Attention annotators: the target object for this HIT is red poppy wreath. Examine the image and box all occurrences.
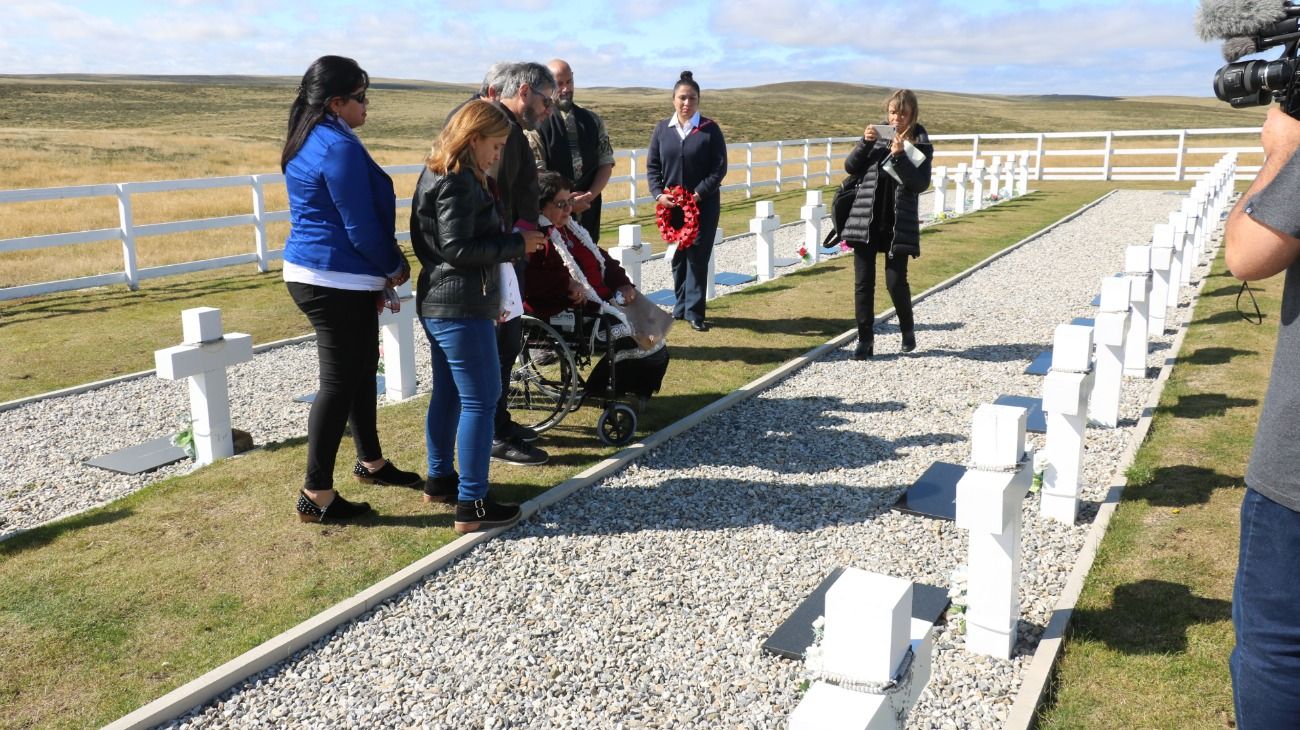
[655,185,701,249]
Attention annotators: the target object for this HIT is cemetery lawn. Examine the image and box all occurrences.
[1036,242,1263,727]
[1,181,1173,728]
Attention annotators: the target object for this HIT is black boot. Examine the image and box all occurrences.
[901,331,916,353]
[454,495,522,534]
[853,339,874,360]
[423,471,458,505]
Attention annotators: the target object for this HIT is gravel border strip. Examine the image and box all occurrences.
[1004,221,1225,729]
[105,190,1120,730]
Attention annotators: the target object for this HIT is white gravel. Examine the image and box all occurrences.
[105,188,1216,730]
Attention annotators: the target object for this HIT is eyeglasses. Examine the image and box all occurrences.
[347,91,368,105]
[549,197,572,209]
[531,89,555,109]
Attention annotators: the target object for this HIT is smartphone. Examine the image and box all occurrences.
[871,124,896,141]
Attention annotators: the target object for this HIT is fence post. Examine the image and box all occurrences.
[802,138,810,188]
[628,151,639,218]
[116,183,139,291]
[746,143,754,199]
[1175,129,1187,182]
[824,138,833,184]
[1102,131,1114,181]
[251,175,269,273]
[1036,133,1045,180]
[775,140,784,193]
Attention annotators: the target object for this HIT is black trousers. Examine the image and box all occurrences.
[853,246,914,344]
[287,282,383,490]
[494,313,524,438]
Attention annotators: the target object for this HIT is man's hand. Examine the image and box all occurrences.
[571,191,595,213]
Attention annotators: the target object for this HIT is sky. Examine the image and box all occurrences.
[0,0,1241,97]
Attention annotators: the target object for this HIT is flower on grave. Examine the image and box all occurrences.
[654,185,701,248]
[170,418,196,460]
[803,614,826,674]
[1031,451,1050,494]
[947,566,969,634]
[798,245,811,264]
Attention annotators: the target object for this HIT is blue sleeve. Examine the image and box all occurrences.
[646,122,665,198]
[319,138,404,277]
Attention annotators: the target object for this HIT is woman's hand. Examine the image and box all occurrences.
[656,193,676,207]
[864,125,878,142]
[692,192,701,204]
[890,133,906,156]
[617,284,637,303]
[567,278,586,304]
[522,229,547,255]
[386,260,410,288]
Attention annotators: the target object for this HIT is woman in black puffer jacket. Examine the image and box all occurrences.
[842,89,933,359]
[410,99,546,533]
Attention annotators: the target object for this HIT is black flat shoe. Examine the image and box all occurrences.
[354,460,423,488]
[296,491,372,523]
[853,342,874,360]
[689,320,709,332]
[423,471,458,505]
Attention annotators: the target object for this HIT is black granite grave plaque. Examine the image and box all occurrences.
[993,394,1047,433]
[85,436,188,475]
[1070,317,1095,327]
[762,567,950,660]
[714,272,758,286]
[1024,351,1052,376]
[892,461,966,521]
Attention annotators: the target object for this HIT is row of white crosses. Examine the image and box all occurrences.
[153,285,421,467]
[789,154,1239,727]
[932,152,1032,218]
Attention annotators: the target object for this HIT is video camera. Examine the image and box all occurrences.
[1198,0,1300,115]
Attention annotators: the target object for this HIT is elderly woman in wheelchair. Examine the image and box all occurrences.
[512,170,671,445]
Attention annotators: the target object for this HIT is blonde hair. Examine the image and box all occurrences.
[885,89,919,142]
[426,99,512,181]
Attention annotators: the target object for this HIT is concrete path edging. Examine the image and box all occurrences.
[102,189,1125,729]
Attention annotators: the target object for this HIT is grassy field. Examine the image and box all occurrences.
[0,182,1124,729]
[1035,243,1266,728]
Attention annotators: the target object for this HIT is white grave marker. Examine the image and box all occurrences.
[1166,211,1186,312]
[1089,277,1130,428]
[609,224,646,289]
[802,190,827,263]
[706,227,722,300]
[752,201,782,282]
[1122,245,1153,378]
[970,160,986,211]
[377,282,417,402]
[954,164,969,215]
[1149,224,1174,340]
[1041,323,1095,525]
[154,307,253,466]
[932,166,948,218]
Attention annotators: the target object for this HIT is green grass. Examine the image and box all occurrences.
[0,183,1116,729]
[1034,239,1269,728]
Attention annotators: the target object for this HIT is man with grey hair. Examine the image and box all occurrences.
[530,58,616,242]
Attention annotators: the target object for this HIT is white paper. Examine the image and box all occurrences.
[498,262,523,322]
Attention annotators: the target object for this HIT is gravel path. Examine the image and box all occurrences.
[131,189,1213,729]
[0,206,845,537]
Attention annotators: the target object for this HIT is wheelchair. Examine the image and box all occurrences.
[507,306,662,447]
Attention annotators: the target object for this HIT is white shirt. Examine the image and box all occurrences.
[668,111,701,140]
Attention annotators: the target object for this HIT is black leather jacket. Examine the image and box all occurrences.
[410,166,525,320]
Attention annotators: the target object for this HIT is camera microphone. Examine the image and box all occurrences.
[1196,0,1289,41]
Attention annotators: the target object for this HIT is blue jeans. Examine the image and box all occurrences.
[421,317,500,502]
[1231,487,1300,729]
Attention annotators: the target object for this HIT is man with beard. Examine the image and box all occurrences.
[449,62,557,466]
[530,58,615,242]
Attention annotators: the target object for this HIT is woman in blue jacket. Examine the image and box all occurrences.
[646,70,728,332]
[281,55,421,523]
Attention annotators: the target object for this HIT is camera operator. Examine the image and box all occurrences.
[1224,105,1300,729]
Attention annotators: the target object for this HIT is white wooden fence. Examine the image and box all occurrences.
[0,127,1264,302]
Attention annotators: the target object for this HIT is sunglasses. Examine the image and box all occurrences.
[549,197,572,209]
[346,91,368,105]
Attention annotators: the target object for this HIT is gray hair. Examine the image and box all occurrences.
[479,62,510,96]
[495,61,556,100]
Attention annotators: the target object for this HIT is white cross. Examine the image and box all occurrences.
[154,307,253,466]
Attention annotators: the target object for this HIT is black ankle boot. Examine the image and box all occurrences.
[423,471,458,504]
[901,331,916,353]
[354,460,423,489]
[853,340,874,360]
[296,491,372,523]
[454,495,522,534]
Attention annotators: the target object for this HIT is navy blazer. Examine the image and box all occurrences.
[645,116,728,200]
[283,115,404,279]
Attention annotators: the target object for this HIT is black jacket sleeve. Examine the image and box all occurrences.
[417,173,524,268]
[844,137,888,176]
[694,123,728,198]
[646,120,665,198]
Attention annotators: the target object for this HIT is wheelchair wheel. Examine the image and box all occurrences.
[509,315,579,433]
[596,403,638,446]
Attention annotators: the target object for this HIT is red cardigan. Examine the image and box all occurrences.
[524,225,633,319]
